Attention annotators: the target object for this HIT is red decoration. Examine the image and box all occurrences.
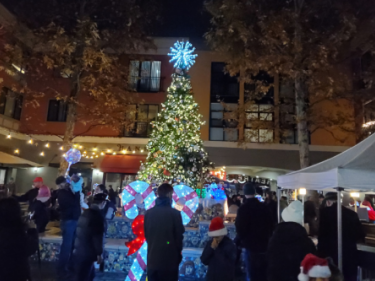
[125,215,145,256]
[163,169,171,176]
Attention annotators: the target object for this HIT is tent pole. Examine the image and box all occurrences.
[277,187,281,223]
[337,187,343,271]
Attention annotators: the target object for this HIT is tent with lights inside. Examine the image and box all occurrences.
[277,132,375,271]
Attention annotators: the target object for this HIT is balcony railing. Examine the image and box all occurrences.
[130,77,163,93]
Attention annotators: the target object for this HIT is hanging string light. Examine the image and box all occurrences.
[6,133,11,139]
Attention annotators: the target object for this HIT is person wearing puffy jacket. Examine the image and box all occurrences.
[267,201,316,281]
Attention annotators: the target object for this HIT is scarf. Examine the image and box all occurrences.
[71,177,84,193]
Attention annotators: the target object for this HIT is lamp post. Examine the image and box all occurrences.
[350,192,360,212]
[299,188,307,225]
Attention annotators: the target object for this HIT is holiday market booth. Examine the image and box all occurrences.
[277,132,375,276]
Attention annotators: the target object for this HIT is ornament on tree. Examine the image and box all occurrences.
[163,169,171,176]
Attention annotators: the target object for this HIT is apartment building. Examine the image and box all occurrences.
[0,5,354,193]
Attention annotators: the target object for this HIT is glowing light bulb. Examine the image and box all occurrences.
[63,153,67,157]
[6,133,11,139]
[113,152,116,155]
[28,139,33,144]
[122,150,127,154]
[45,143,50,148]
[14,149,19,154]
[40,151,45,156]
[59,146,63,150]
[79,145,83,149]
[101,152,104,155]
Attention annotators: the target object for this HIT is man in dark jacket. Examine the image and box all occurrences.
[235,182,273,281]
[318,192,365,281]
[55,176,81,280]
[73,193,106,281]
[267,200,316,281]
[201,217,237,281]
[145,183,185,281]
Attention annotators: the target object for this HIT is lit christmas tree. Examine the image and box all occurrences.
[138,41,213,188]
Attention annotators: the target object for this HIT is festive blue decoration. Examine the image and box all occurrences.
[122,181,156,219]
[171,184,199,225]
[168,41,198,70]
[64,148,81,164]
[208,183,227,200]
[125,241,148,281]
[64,148,81,179]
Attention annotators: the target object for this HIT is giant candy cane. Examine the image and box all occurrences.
[124,184,199,281]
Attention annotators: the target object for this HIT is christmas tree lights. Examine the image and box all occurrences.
[138,41,212,188]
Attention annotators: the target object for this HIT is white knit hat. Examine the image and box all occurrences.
[282,200,303,224]
[298,254,331,281]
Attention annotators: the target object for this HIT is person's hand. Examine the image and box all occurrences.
[97,255,103,264]
[211,238,219,250]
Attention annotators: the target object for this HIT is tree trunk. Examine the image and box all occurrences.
[58,75,81,176]
[295,76,310,168]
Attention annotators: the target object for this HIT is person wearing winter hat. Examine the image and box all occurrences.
[201,217,237,281]
[267,200,316,281]
[318,192,365,281]
[235,182,273,281]
[33,177,51,203]
[298,254,331,281]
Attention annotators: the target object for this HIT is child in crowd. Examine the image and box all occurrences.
[200,217,237,281]
[298,254,343,281]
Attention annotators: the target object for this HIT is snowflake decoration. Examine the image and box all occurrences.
[168,41,198,70]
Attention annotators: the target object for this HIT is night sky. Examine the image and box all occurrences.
[153,0,209,38]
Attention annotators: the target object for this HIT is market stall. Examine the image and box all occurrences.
[277,132,375,271]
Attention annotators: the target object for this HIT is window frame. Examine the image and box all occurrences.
[129,60,162,93]
[209,102,239,141]
[123,104,160,138]
[46,100,68,122]
[0,88,23,121]
[244,104,274,143]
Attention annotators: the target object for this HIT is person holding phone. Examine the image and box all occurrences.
[201,217,237,281]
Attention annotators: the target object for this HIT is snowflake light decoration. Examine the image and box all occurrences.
[168,41,198,70]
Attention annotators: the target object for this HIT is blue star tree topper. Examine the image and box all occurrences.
[168,41,198,70]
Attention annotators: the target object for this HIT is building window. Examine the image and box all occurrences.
[210,62,239,103]
[129,61,162,92]
[123,104,159,137]
[209,103,238,141]
[0,88,23,120]
[47,100,68,122]
[245,104,274,143]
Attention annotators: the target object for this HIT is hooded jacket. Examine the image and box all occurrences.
[201,236,237,281]
[267,222,316,281]
[144,197,185,271]
[235,197,273,252]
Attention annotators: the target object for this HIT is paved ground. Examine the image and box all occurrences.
[30,261,146,281]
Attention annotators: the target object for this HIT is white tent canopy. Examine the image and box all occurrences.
[277,133,375,191]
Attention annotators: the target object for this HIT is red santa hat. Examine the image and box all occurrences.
[208,217,227,237]
[298,254,331,281]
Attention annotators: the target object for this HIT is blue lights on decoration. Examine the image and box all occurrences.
[125,242,148,281]
[168,41,198,70]
[172,184,199,225]
[208,183,227,200]
[63,148,81,180]
[122,181,156,219]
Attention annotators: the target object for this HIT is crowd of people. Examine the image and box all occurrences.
[0,176,369,281]
[0,174,116,281]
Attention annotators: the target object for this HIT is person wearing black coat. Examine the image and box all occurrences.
[73,194,106,281]
[14,187,50,233]
[318,192,365,281]
[55,176,81,281]
[267,200,316,281]
[0,198,39,281]
[201,217,237,281]
[235,182,273,281]
[145,183,185,281]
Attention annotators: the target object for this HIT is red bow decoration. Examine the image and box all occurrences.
[125,215,146,256]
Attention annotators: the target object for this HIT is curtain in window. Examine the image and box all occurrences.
[150,61,161,91]
[140,61,151,91]
[129,61,140,90]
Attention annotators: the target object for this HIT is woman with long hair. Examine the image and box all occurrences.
[0,197,39,281]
